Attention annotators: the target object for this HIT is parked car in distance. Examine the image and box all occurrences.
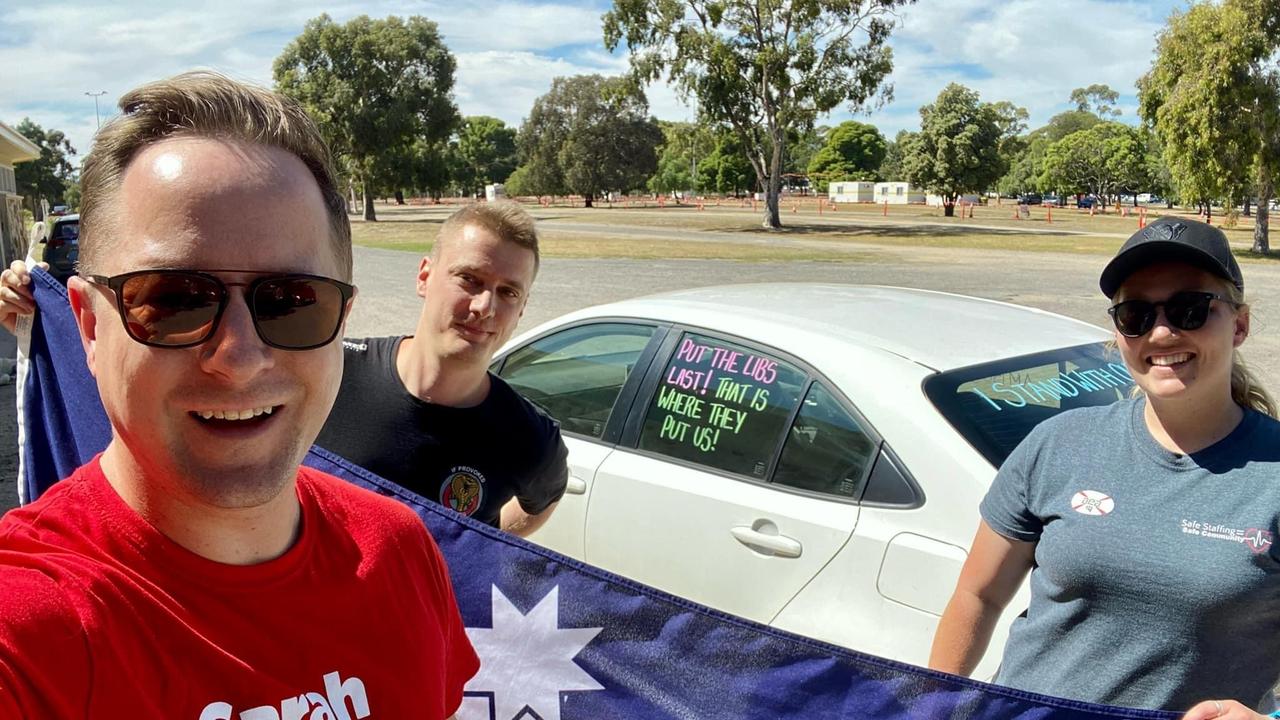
[48,205,69,216]
[1017,193,1042,205]
[492,284,1133,677]
[40,213,79,284]
[1076,197,1096,209]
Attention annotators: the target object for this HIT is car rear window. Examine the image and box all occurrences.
[52,220,79,242]
[923,342,1134,468]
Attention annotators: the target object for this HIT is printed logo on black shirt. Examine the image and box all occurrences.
[440,465,486,516]
[1180,519,1274,554]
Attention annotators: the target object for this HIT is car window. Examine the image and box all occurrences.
[499,323,657,439]
[52,220,79,242]
[772,382,876,498]
[637,332,806,478]
[923,342,1134,467]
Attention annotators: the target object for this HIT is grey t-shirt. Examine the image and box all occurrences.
[981,396,1280,712]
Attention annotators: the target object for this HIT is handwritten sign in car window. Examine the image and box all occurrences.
[922,342,1135,468]
[639,333,805,478]
[960,360,1134,412]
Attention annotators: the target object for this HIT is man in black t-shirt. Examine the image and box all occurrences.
[316,202,567,536]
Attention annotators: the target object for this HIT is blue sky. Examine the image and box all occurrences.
[1,0,1184,165]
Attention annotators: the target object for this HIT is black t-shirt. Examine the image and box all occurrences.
[315,336,568,527]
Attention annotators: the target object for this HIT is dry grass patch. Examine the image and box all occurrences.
[351,218,876,262]
[537,233,878,262]
[349,203,1276,262]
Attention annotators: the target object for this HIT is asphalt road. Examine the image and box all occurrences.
[3,233,1278,512]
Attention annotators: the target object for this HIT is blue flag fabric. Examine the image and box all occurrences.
[16,267,1179,720]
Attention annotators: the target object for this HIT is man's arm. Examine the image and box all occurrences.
[499,498,559,537]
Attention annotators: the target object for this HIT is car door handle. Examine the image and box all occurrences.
[730,526,803,558]
[565,475,588,495]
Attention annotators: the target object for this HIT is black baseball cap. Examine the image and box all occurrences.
[1099,217,1243,298]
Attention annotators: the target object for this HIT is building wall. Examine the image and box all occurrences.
[0,195,27,268]
[828,182,876,203]
[873,182,925,205]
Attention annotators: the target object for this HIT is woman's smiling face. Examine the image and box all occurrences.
[1112,261,1248,406]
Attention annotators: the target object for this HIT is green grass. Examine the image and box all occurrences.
[350,202,1277,263]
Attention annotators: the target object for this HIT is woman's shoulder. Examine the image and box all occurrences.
[1236,407,1280,453]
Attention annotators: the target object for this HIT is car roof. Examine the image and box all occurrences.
[551,283,1111,372]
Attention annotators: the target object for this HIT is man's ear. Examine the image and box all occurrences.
[67,276,100,378]
[339,287,358,330]
[416,255,432,299]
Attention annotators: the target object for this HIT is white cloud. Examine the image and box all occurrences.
[429,2,609,52]
[1,0,1177,163]
[859,0,1173,135]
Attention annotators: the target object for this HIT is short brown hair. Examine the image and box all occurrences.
[78,71,352,280]
[435,200,540,274]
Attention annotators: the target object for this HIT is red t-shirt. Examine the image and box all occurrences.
[0,457,479,718]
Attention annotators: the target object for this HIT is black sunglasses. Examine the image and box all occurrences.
[85,269,355,350]
[1107,291,1235,338]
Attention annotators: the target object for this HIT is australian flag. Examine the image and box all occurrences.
[15,267,1176,720]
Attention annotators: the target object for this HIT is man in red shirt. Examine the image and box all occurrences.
[0,72,478,718]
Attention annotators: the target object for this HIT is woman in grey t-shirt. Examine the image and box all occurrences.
[928,217,1280,720]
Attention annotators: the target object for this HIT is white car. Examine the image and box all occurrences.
[491,284,1133,675]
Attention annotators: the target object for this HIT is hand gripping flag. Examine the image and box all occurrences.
[15,268,1178,720]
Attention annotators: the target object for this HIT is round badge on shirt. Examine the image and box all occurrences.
[1070,490,1115,516]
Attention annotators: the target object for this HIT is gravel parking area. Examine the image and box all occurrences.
[3,239,1277,513]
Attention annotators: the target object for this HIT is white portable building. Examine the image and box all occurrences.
[828,181,876,203]
[874,182,925,205]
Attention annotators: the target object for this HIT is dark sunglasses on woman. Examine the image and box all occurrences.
[85,269,355,350]
[1107,290,1238,338]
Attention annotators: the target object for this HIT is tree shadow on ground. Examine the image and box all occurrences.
[1241,250,1280,263]
[719,223,1081,238]
[350,216,445,225]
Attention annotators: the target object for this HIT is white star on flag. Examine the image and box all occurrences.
[459,585,604,720]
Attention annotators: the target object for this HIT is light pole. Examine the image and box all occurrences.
[85,91,107,129]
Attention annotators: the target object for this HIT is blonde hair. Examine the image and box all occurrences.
[1222,284,1276,417]
[435,200,540,274]
[78,71,352,280]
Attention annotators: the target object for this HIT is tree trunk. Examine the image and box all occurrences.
[362,182,377,222]
[1133,194,1138,207]
[763,177,782,229]
[1244,197,1252,217]
[584,193,594,208]
[1255,176,1271,254]
[943,195,956,217]
[763,130,784,229]
[395,190,405,205]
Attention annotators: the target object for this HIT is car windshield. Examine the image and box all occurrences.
[923,342,1135,468]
